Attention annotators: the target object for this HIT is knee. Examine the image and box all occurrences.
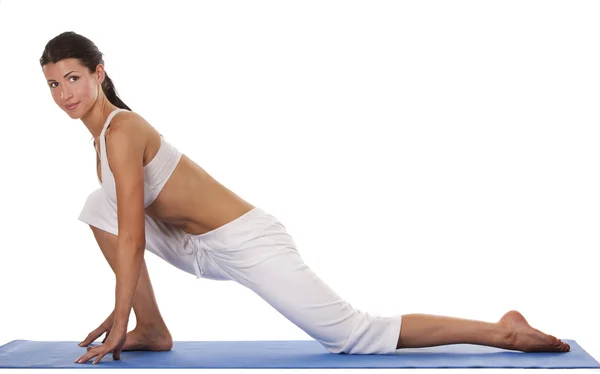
[322,311,401,355]
[80,188,111,213]
[321,310,371,354]
[78,188,118,236]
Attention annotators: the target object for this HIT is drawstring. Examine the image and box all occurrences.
[183,234,204,279]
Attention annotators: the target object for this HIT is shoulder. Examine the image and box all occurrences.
[104,110,150,160]
[105,111,150,147]
[106,110,146,136]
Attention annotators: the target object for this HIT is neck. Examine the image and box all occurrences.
[82,97,120,139]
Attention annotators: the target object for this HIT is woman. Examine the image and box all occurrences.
[40,31,570,365]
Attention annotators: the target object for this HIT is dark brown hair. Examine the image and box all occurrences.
[40,31,131,110]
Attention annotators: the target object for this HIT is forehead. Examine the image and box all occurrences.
[43,58,86,78]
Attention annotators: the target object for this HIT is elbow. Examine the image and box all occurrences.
[130,242,146,259]
[135,235,146,250]
[131,233,145,252]
[134,238,146,253]
[118,235,146,253]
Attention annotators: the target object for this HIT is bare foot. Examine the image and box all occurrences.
[498,310,570,353]
[88,327,173,352]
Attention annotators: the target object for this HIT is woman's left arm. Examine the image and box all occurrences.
[75,115,148,365]
[106,116,147,331]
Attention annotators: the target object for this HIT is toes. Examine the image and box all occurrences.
[548,337,567,351]
[556,340,570,352]
[555,339,564,348]
[546,336,562,348]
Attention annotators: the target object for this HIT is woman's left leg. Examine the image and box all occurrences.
[78,187,231,281]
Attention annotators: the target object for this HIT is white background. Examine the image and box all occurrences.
[0,1,598,373]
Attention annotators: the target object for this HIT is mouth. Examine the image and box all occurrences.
[65,102,80,111]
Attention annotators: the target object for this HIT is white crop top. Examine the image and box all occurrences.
[98,108,183,207]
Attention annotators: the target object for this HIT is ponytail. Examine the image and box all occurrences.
[102,73,131,110]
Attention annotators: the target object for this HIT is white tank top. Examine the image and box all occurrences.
[98,108,183,207]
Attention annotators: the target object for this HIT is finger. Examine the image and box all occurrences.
[93,351,107,365]
[80,328,103,347]
[75,352,90,364]
[76,346,100,364]
[80,327,107,347]
[113,348,121,361]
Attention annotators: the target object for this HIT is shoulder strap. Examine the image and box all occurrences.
[101,108,129,134]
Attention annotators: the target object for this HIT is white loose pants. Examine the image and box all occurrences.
[78,188,403,354]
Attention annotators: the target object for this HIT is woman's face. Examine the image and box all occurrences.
[43,58,103,119]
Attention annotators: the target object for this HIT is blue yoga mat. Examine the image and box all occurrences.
[0,339,598,369]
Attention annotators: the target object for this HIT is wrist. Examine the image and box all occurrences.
[112,321,128,332]
[112,306,132,331]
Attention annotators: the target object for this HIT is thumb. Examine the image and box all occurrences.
[101,330,111,344]
[113,349,121,361]
[79,327,107,347]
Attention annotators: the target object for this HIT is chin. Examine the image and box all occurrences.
[66,111,81,119]
[64,106,85,119]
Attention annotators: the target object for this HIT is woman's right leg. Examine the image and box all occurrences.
[193,210,403,355]
[193,208,570,354]
[396,311,570,352]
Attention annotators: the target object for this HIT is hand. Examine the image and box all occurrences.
[78,310,115,348]
[75,325,126,365]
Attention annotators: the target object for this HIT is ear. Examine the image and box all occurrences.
[95,64,106,85]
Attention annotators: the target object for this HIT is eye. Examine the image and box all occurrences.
[49,76,79,89]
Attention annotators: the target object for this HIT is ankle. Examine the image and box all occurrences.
[135,319,169,332]
[495,323,515,349]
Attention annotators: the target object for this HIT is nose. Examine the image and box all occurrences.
[60,87,73,101]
